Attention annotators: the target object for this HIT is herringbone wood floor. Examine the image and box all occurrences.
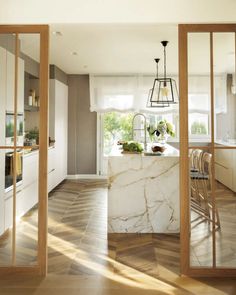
[0,180,236,295]
[0,180,236,271]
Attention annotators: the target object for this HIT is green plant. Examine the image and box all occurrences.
[122,141,143,153]
[147,119,175,139]
[25,127,39,141]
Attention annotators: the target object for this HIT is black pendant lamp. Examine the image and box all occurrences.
[147,41,178,108]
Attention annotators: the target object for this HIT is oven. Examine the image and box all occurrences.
[5,150,23,191]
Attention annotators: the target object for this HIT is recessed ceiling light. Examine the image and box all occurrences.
[71,51,78,56]
[52,31,62,37]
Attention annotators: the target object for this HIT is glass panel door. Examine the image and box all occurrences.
[0,26,49,276]
[179,24,236,276]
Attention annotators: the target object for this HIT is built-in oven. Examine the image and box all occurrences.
[5,150,23,191]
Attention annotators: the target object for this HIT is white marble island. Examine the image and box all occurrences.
[108,144,179,233]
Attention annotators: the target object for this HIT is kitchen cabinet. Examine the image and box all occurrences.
[49,79,68,187]
[215,147,236,192]
[3,147,56,232]
[1,78,68,234]
[6,51,24,113]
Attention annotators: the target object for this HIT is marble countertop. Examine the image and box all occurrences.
[108,143,179,158]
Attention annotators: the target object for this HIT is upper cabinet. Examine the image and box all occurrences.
[6,51,24,114]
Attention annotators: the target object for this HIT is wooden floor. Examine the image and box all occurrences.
[0,180,236,294]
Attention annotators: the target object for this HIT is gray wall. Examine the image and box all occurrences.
[67,75,97,175]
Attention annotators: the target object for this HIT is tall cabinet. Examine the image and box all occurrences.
[49,79,68,190]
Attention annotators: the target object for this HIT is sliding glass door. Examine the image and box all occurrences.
[179,24,236,276]
[0,26,49,276]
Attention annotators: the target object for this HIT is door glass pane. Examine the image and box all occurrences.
[212,32,236,268]
[0,33,41,266]
[0,33,16,265]
[213,33,236,148]
[0,147,14,265]
[188,33,211,149]
[15,33,40,265]
[188,33,213,267]
[214,149,236,267]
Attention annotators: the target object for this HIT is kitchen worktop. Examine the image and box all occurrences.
[108,143,179,157]
[23,145,55,158]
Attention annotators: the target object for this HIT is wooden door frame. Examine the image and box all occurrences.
[0,25,49,276]
[179,23,236,277]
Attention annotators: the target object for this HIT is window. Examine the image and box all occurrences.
[188,94,210,138]
[189,113,208,135]
[103,112,133,156]
[102,111,178,157]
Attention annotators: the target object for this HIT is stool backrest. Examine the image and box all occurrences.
[191,149,203,171]
[201,152,212,187]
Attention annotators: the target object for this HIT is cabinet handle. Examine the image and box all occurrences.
[48,168,55,174]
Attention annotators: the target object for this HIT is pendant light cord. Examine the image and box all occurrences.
[161,40,168,87]
[164,46,166,81]
[163,46,167,87]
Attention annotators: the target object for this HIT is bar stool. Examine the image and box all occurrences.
[190,151,220,229]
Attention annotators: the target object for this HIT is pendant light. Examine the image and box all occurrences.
[147,41,178,108]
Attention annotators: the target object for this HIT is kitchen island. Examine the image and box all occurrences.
[108,144,179,233]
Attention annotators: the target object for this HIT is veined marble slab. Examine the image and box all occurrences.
[108,144,179,233]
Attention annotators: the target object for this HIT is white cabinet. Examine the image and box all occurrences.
[215,148,236,192]
[49,79,68,186]
[4,189,23,230]
[6,51,24,113]
[23,152,39,187]
[3,148,56,232]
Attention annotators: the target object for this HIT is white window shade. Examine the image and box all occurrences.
[90,74,226,114]
[89,75,178,114]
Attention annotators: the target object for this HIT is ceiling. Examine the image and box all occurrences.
[1,0,236,24]
[19,24,235,76]
[20,24,179,75]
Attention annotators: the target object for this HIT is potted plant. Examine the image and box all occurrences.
[147,120,175,144]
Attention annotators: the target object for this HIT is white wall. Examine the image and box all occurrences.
[0,0,236,24]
